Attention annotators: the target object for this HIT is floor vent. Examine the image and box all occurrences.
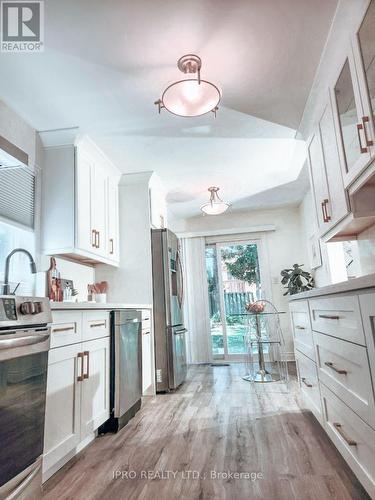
[210,363,230,367]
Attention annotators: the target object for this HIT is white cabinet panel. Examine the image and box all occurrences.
[308,132,330,230]
[91,163,107,256]
[322,384,375,498]
[319,95,349,225]
[82,311,110,342]
[81,337,110,439]
[107,176,119,262]
[50,310,82,349]
[309,295,365,345]
[295,350,322,422]
[315,332,375,429]
[43,344,81,475]
[289,300,315,361]
[142,328,152,393]
[75,147,94,254]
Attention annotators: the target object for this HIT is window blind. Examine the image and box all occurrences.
[0,167,35,228]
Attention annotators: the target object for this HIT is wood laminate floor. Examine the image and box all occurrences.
[43,364,369,500]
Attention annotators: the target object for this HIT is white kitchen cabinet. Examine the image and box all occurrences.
[43,344,82,478]
[41,135,120,266]
[107,176,120,262]
[80,337,110,440]
[308,131,330,231]
[142,328,152,394]
[43,310,110,482]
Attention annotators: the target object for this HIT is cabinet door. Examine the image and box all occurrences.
[80,337,110,440]
[319,95,349,225]
[43,344,82,476]
[333,54,372,185]
[107,177,119,262]
[75,148,95,253]
[91,164,107,257]
[308,131,330,230]
[352,0,375,161]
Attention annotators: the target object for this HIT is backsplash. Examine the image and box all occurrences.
[36,256,95,301]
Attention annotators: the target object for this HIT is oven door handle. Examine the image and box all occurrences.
[0,333,50,350]
[6,461,42,500]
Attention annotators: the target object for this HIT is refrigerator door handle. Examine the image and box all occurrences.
[173,328,187,335]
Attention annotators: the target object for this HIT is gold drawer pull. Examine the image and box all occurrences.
[333,423,357,446]
[77,352,84,382]
[295,325,306,330]
[357,122,368,154]
[319,314,340,320]
[143,331,151,335]
[301,378,312,388]
[53,326,75,333]
[90,322,106,328]
[325,361,347,375]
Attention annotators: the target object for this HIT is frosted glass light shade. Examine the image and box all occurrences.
[201,201,230,215]
[162,79,221,117]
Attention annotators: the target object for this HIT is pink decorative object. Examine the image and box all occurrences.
[245,301,265,313]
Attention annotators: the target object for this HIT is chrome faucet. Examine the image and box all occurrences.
[2,249,37,295]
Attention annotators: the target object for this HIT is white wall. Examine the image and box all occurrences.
[95,172,153,305]
[171,205,308,359]
[357,224,375,275]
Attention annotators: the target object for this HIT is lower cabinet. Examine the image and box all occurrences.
[295,349,322,423]
[43,336,110,482]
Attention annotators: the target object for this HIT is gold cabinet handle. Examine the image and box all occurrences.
[333,423,357,446]
[319,314,340,320]
[77,352,84,382]
[323,199,331,222]
[295,325,306,330]
[357,122,368,153]
[91,229,96,248]
[53,326,75,333]
[362,116,373,147]
[96,231,100,248]
[110,238,114,254]
[321,201,327,223]
[301,377,312,388]
[90,322,106,328]
[83,351,89,379]
[324,361,347,375]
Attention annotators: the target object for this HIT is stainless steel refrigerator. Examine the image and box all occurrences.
[151,229,187,392]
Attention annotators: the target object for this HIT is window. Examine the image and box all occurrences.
[0,220,35,295]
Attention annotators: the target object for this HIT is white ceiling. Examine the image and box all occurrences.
[0,0,338,219]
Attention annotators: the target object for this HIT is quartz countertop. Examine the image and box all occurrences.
[289,273,375,300]
[50,302,152,310]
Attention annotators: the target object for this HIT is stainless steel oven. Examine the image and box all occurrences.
[0,296,51,500]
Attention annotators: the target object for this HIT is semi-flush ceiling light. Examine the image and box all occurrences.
[201,187,230,215]
[155,54,221,117]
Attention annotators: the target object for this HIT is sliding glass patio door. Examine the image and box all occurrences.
[205,240,265,360]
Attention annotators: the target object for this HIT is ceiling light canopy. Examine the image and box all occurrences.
[155,54,221,117]
[201,187,230,215]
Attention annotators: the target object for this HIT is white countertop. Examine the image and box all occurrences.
[289,273,375,300]
[50,302,152,310]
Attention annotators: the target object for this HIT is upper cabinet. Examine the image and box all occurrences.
[308,1,375,242]
[308,95,349,231]
[41,135,120,266]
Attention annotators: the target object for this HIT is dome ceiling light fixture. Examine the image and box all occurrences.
[154,54,221,117]
[201,187,230,215]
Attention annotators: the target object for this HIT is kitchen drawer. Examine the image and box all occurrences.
[51,311,82,348]
[315,331,375,429]
[309,295,365,345]
[321,384,375,498]
[295,350,322,421]
[82,311,110,341]
[289,300,314,361]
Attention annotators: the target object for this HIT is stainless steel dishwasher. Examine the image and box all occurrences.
[99,310,142,433]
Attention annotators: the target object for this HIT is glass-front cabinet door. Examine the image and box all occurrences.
[333,54,372,185]
[351,0,375,164]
